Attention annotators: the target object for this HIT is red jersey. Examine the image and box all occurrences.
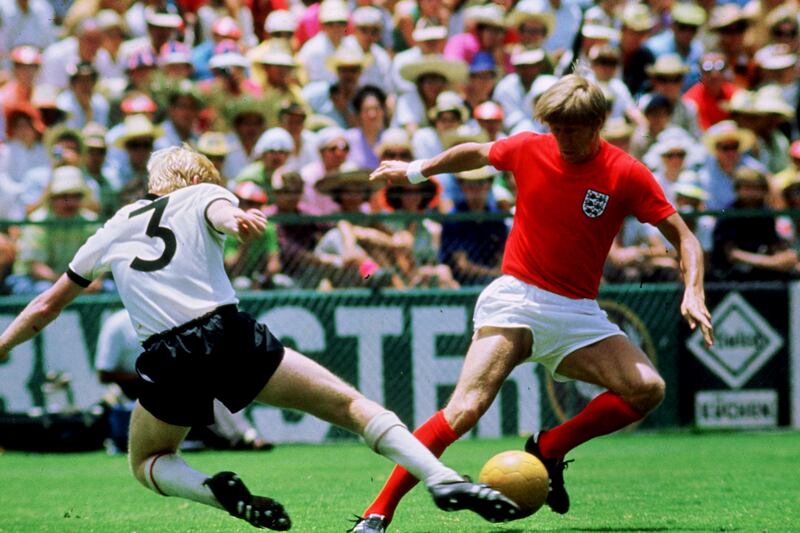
[488,132,676,300]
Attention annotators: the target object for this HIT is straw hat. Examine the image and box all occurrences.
[48,166,89,197]
[506,0,554,35]
[314,161,385,195]
[726,89,757,114]
[197,132,229,157]
[252,41,296,67]
[271,169,304,193]
[319,0,349,23]
[325,45,370,72]
[375,127,413,157]
[82,122,107,149]
[754,44,797,70]
[708,4,748,31]
[352,6,382,27]
[752,85,794,118]
[673,182,709,202]
[224,96,268,125]
[265,10,297,33]
[646,54,690,76]
[427,91,469,123]
[511,48,548,66]
[412,19,448,42]
[701,120,755,154]
[440,125,489,149]
[144,7,183,28]
[581,24,620,40]
[399,54,468,85]
[621,3,655,32]
[473,4,507,29]
[671,3,706,27]
[114,115,164,148]
[600,117,634,140]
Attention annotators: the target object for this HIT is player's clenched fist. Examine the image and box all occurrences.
[234,208,267,243]
[370,160,410,183]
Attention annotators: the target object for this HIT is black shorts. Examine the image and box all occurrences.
[135,305,284,427]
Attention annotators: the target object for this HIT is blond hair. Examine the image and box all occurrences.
[147,145,224,195]
[534,73,607,130]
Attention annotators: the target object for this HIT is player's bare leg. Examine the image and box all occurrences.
[356,327,532,531]
[128,402,290,530]
[255,348,520,524]
[527,334,666,514]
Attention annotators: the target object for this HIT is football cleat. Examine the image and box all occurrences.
[347,513,388,533]
[525,433,573,514]
[204,471,291,530]
[429,478,521,523]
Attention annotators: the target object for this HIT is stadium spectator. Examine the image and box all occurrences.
[345,85,388,171]
[96,308,275,453]
[554,23,618,78]
[196,0,257,49]
[80,122,118,218]
[96,9,128,79]
[154,81,203,150]
[494,48,550,132]
[619,8,656,97]
[196,131,230,181]
[296,0,350,84]
[645,129,697,203]
[541,0,582,62]
[749,85,794,174]
[444,4,510,74]
[221,97,268,182]
[353,73,713,533]
[278,100,318,169]
[698,120,766,210]
[0,46,42,138]
[630,94,675,160]
[302,46,367,129]
[772,139,800,208]
[203,42,260,100]
[0,102,48,188]
[411,91,470,161]
[439,166,507,286]
[683,53,736,132]
[343,6,394,95]
[191,16,243,81]
[6,166,102,295]
[473,101,505,142]
[313,162,402,288]
[158,40,194,81]
[122,49,159,95]
[640,54,701,139]
[236,126,294,200]
[118,8,182,67]
[600,117,635,153]
[224,182,281,290]
[251,42,305,126]
[57,62,110,130]
[0,0,56,51]
[106,114,164,205]
[40,18,113,90]
[394,54,468,133]
[645,3,707,91]
[710,167,797,281]
[463,51,499,111]
[299,126,349,214]
[672,177,716,265]
[707,4,755,89]
[390,19,448,96]
[588,44,644,127]
[0,145,518,530]
[377,127,458,289]
[506,0,553,57]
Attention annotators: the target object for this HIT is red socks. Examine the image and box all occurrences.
[363,410,459,523]
[538,391,642,459]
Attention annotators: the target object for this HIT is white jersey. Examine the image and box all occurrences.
[69,183,239,342]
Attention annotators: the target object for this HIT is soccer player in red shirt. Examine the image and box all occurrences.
[351,74,715,533]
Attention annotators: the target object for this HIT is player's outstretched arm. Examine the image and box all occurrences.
[656,213,714,347]
[207,200,267,243]
[0,274,85,361]
[369,142,494,183]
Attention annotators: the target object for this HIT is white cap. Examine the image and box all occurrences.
[319,0,349,23]
[511,48,547,66]
[265,10,297,33]
[315,126,347,149]
[254,127,295,155]
[412,20,448,42]
[352,6,382,27]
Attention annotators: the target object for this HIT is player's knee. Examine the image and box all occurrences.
[630,375,666,413]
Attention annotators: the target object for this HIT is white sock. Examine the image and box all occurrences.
[363,411,462,488]
[142,453,222,509]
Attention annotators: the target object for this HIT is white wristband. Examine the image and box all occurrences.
[406,159,429,184]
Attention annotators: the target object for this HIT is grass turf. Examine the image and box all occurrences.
[0,431,798,532]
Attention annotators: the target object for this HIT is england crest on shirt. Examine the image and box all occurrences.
[582,189,609,218]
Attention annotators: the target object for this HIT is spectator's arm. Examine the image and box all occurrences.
[728,248,799,272]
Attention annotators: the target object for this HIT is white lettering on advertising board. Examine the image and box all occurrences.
[695,390,778,428]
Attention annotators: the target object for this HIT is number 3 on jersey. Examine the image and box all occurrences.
[129,196,177,272]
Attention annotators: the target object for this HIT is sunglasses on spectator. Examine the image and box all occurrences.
[271,31,294,39]
[519,25,548,36]
[719,22,747,34]
[357,26,381,36]
[382,150,413,159]
[654,75,683,83]
[675,23,699,33]
[126,141,153,150]
[772,26,799,38]
[322,142,349,152]
[716,142,740,152]
[662,151,687,159]
[701,59,726,72]
[594,58,619,67]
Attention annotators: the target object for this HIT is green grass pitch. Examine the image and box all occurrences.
[1,431,798,532]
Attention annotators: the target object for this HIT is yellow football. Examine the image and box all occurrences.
[478,450,549,516]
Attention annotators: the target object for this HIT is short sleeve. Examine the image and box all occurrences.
[488,132,535,172]
[68,220,115,282]
[628,160,677,225]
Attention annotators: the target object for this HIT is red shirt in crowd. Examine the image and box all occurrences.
[488,133,676,300]
[683,81,738,131]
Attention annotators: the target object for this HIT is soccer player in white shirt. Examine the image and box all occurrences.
[0,145,520,530]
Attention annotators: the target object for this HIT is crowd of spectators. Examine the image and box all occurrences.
[3,0,800,293]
